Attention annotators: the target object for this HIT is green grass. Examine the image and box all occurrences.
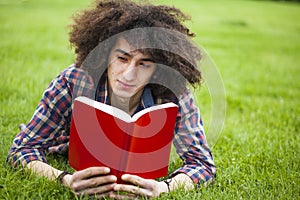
[1,0,299,199]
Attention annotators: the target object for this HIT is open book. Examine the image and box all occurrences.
[68,96,178,183]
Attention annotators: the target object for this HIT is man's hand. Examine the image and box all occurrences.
[110,174,168,199]
[62,167,117,197]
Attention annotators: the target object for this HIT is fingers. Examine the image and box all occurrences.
[113,174,157,197]
[73,167,110,180]
[69,167,117,196]
[114,183,152,197]
[69,171,161,198]
[120,174,147,187]
[72,174,117,193]
[75,183,116,196]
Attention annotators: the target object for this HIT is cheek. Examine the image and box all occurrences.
[107,67,116,86]
[108,65,118,78]
[139,70,155,83]
[107,67,112,78]
[108,62,123,76]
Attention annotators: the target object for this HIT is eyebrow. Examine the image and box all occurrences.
[114,49,155,62]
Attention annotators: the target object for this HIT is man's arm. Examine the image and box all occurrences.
[6,66,119,196]
[27,161,191,197]
[7,66,94,167]
[26,160,64,182]
[171,89,216,185]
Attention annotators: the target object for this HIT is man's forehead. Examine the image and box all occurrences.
[113,37,151,57]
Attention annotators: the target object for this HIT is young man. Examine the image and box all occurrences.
[7,0,216,198]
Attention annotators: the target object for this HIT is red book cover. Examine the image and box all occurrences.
[68,96,178,183]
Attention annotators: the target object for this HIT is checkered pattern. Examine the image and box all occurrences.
[7,65,216,185]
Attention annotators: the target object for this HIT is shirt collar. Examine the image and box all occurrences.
[141,87,154,108]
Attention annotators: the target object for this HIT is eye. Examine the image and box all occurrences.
[117,56,128,62]
[139,62,152,68]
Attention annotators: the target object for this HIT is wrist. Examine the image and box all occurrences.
[62,174,73,187]
[57,171,72,186]
[158,181,169,194]
[162,178,173,193]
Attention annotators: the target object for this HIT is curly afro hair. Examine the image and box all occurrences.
[69,0,202,99]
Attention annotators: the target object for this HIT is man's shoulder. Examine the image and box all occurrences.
[59,65,88,79]
[53,64,95,98]
[56,65,93,85]
[177,88,197,108]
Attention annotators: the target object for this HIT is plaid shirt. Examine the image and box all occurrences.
[7,65,216,185]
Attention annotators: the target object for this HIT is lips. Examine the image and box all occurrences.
[117,80,135,90]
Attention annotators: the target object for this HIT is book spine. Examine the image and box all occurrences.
[118,123,133,179]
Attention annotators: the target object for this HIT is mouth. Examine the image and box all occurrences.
[117,80,135,90]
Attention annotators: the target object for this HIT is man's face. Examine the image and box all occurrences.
[107,37,156,99]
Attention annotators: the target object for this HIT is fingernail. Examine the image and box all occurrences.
[111,175,117,182]
[104,167,110,173]
[121,174,128,179]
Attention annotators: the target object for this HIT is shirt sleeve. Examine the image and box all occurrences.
[6,66,94,167]
[170,89,216,186]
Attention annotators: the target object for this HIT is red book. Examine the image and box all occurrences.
[68,96,178,183]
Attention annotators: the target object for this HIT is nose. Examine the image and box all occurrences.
[123,62,137,82]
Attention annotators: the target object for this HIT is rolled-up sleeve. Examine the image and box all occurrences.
[171,89,216,185]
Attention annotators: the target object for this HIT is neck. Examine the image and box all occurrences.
[109,91,143,116]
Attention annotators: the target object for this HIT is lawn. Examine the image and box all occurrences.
[0,0,299,199]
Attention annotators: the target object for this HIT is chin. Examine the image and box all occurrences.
[114,91,134,99]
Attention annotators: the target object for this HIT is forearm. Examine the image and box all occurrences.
[173,89,216,186]
[26,160,64,182]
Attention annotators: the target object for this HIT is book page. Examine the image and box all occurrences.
[75,96,178,122]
